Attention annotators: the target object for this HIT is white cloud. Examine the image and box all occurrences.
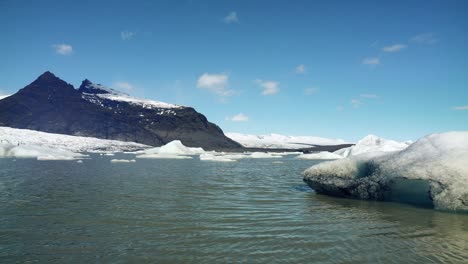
[411,33,438,45]
[336,106,344,111]
[360,93,379,99]
[113,82,135,91]
[121,31,135,40]
[197,73,234,97]
[382,44,407,52]
[362,57,380,66]
[226,113,249,122]
[223,11,239,24]
[304,87,319,95]
[0,94,11,100]
[295,64,306,74]
[52,44,73,55]
[255,79,279,95]
[453,105,468,110]
[351,99,362,108]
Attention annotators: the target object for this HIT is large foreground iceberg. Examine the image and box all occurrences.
[303,132,468,212]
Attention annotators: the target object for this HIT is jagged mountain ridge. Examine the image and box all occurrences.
[0,71,241,149]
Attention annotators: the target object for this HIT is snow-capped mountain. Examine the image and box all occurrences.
[0,71,241,149]
[225,132,348,149]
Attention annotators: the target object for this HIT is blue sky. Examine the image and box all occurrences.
[1,0,467,141]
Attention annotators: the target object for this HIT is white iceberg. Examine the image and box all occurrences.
[136,140,203,159]
[0,126,149,153]
[297,151,344,160]
[0,143,86,160]
[334,134,410,157]
[303,131,468,212]
[226,132,348,149]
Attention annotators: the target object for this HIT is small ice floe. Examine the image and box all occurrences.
[199,153,236,162]
[76,160,83,163]
[110,159,136,163]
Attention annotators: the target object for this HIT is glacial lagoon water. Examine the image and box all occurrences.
[1,155,467,263]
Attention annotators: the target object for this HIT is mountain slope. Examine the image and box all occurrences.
[0,72,241,149]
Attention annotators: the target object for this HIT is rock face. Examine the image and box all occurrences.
[303,132,468,212]
[0,71,242,149]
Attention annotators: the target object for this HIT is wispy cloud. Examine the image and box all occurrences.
[255,79,279,95]
[411,33,438,45]
[295,64,306,74]
[382,44,407,53]
[350,94,380,108]
[226,113,249,122]
[304,87,319,95]
[113,82,135,91]
[362,57,380,66]
[360,93,379,99]
[453,105,468,110]
[223,11,239,24]
[351,99,362,108]
[197,73,234,97]
[52,44,73,55]
[121,31,135,40]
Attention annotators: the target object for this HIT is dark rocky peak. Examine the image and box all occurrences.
[18,71,76,97]
[78,79,126,95]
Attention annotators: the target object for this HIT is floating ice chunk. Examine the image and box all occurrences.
[137,140,204,157]
[334,134,409,157]
[136,153,192,159]
[76,160,83,163]
[110,159,136,163]
[304,131,468,212]
[296,152,344,160]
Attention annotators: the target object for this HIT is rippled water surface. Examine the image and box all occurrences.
[1,155,467,263]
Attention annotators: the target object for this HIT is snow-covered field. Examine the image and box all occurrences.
[226,132,348,149]
[303,131,468,212]
[0,127,149,160]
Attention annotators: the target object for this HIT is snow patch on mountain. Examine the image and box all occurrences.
[81,81,182,109]
[226,132,348,149]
